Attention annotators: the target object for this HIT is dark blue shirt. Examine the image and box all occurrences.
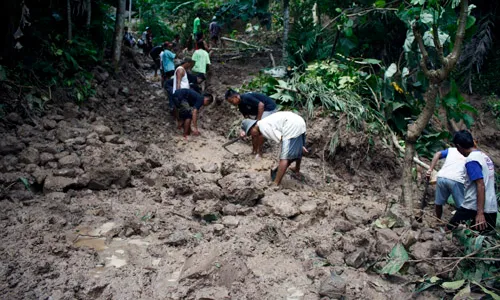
[174,89,204,109]
[239,93,276,116]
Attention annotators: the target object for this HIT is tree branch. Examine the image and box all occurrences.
[446,0,468,67]
[432,24,446,66]
[412,22,433,78]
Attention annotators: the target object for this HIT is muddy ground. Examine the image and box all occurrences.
[0,51,497,300]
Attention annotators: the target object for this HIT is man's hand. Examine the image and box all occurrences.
[302,146,309,154]
[474,213,487,231]
[239,130,246,138]
[426,169,432,179]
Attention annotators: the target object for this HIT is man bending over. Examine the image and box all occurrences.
[173,89,213,138]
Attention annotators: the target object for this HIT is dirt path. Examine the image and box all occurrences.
[0,54,449,299]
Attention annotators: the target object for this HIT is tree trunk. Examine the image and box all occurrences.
[282,0,290,63]
[86,0,91,27]
[67,0,72,40]
[112,0,126,71]
[402,83,439,209]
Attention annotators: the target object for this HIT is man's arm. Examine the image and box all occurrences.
[426,151,444,178]
[176,68,184,90]
[256,102,265,120]
[474,178,487,230]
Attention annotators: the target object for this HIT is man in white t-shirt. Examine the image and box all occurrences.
[448,130,497,231]
[241,111,308,185]
[426,147,466,219]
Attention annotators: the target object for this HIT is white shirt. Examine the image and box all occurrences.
[462,151,497,213]
[172,66,190,93]
[437,147,466,184]
[257,111,306,143]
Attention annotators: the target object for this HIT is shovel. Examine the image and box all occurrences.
[222,137,241,156]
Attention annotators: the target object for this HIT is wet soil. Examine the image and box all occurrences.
[0,51,497,300]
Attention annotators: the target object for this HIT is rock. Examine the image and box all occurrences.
[53,168,78,178]
[25,164,38,173]
[326,251,345,266]
[43,175,77,193]
[410,241,440,260]
[165,231,191,246]
[54,151,70,160]
[319,274,346,299]
[8,190,33,202]
[192,200,222,222]
[87,167,130,190]
[17,124,36,138]
[33,168,50,185]
[416,262,435,276]
[58,153,81,168]
[64,137,86,146]
[6,112,23,124]
[201,163,218,173]
[332,219,356,233]
[345,249,366,268]
[47,162,58,169]
[144,144,167,167]
[93,67,109,83]
[92,125,112,136]
[299,201,317,214]
[401,230,418,248]
[218,173,265,206]
[103,135,120,143]
[0,155,19,172]
[194,287,230,300]
[213,224,225,235]
[375,228,399,255]
[19,147,40,165]
[419,229,435,242]
[0,136,25,155]
[42,118,57,130]
[344,206,371,225]
[31,143,63,154]
[261,193,300,218]
[39,152,55,165]
[192,183,222,201]
[222,216,239,228]
[144,172,159,187]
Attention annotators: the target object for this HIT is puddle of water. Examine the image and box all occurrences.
[90,222,116,236]
[74,237,107,251]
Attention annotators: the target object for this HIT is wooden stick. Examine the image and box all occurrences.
[221,37,271,51]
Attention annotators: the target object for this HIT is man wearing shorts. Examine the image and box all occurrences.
[448,130,497,231]
[241,111,307,185]
[426,147,466,219]
[150,44,163,78]
[172,89,213,138]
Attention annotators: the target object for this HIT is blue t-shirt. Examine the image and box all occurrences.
[174,89,204,110]
[161,50,176,72]
[239,93,277,116]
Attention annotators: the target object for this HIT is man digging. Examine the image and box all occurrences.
[173,89,213,138]
[240,111,308,185]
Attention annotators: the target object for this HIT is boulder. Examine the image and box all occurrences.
[42,118,57,130]
[192,200,222,222]
[92,125,112,136]
[192,183,222,201]
[19,147,40,165]
[332,219,356,233]
[345,249,366,268]
[43,175,77,193]
[222,216,240,228]
[40,152,56,165]
[375,228,399,255]
[6,112,23,124]
[319,274,346,299]
[0,136,25,155]
[31,142,63,154]
[87,167,130,190]
[0,155,19,172]
[344,206,371,225]
[410,241,440,260]
[218,173,265,206]
[201,163,218,174]
[164,231,191,247]
[58,153,81,168]
[261,192,300,218]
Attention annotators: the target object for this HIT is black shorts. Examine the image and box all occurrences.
[448,207,497,231]
[153,58,161,70]
[163,70,175,79]
[173,99,192,120]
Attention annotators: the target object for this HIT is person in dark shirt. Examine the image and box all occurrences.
[173,89,213,138]
[150,45,163,78]
[225,89,277,120]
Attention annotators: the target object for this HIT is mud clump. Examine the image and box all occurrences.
[218,173,266,206]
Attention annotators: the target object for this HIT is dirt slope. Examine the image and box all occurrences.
[0,53,459,300]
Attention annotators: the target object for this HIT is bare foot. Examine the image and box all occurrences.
[255,154,262,160]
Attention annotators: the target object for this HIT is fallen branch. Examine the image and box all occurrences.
[391,133,435,172]
[221,37,271,51]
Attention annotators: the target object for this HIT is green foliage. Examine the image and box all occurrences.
[415,228,500,298]
[379,243,409,275]
[241,73,278,95]
[441,81,477,128]
[484,95,500,128]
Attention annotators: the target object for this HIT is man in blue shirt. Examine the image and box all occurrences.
[448,130,497,231]
[160,42,176,79]
[225,89,277,121]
